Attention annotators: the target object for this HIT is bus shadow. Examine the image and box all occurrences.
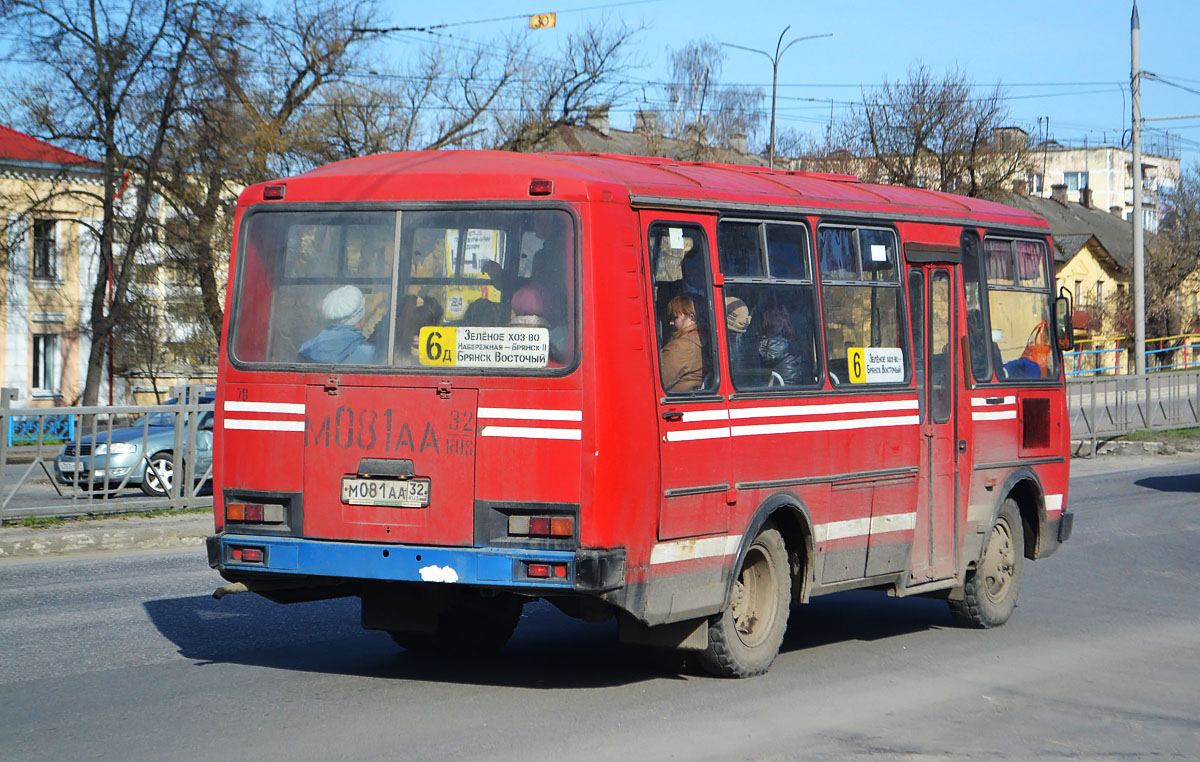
[1134,472,1200,493]
[143,589,950,688]
[780,590,952,653]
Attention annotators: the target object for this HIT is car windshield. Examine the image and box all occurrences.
[143,396,214,427]
[230,208,576,372]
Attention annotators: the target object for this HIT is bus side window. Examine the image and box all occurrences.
[718,219,821,391]
[818,224,908,387]
[648,223,717,394]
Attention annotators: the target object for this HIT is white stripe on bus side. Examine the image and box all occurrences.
[477,407,583,421]
[971,410,1018,421]
[224,419,306,432]
[729,399,919,419]
[223,401,306,415]
[1045,493,1064,513]
[650,534,743,565]
[970,396,1016,406]
[478,426,582,440]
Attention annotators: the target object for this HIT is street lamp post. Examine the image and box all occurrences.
[723,27,832,170]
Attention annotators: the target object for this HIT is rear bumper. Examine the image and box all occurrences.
[207,533,625,593]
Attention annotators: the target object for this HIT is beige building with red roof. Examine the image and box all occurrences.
[1,125,106,406]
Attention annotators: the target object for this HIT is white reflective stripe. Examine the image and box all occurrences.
[814,512,917,542]
[1045,493,1064,513]
[730,399,918,419]
[224,419,306,432]
[223,401,306,414]
[870,512,917,535]
[650,534,742,565]
[972,410,1018,421]
[680,408,730,423]
[477,407,583,422]
[666,426,732,442]
[731,414,920,437]
[971,396,1016,406]
[815,518,870,542]
[479,426,581,440]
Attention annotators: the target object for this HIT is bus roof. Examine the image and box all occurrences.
[247,150,1049,232]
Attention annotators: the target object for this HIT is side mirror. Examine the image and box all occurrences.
[1054,289,1075,352]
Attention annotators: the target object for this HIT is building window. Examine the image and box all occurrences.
[1074,280,1082,298]
[1030,173,1044,194]
[32,219,57,280]
[1144,208,1158,232]
[1095,281,1103,303]
[1063,171,1089,192]
[32,334,60,395]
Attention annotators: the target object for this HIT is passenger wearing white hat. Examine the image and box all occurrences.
[298,285,377,364]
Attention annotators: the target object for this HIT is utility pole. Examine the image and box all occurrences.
[1132,1,1146,376]
[722,29,832,170]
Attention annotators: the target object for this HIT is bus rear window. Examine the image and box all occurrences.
[231,208,575,371]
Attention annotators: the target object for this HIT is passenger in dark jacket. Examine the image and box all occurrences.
[757,305,804,386]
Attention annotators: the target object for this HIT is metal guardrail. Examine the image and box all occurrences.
[0,386,215,521]
[1067,370,1200,446]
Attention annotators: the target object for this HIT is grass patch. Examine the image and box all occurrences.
[18,516,66,528]
[119,507,211,520]
[1120,427,1200,441]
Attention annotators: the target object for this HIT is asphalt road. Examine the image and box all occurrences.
[1,457,1198,761]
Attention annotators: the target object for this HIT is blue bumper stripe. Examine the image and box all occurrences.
[215,534,577,588]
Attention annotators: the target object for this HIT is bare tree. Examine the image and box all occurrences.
[662,41,762,156]
[2,0,199,406]
[846,65,1032,198]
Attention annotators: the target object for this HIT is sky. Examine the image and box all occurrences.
[395,0,1200,167]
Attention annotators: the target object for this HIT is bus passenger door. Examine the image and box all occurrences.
[907,265,958,581]
[641,214,732,541]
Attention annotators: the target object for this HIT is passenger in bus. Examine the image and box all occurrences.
[509,286,566,363]
[395,294,444,365]
[298,285,377,364]
[758,304,806,386]
[725,296,762,385]
[461,296,507,326]
[660,295,704,392]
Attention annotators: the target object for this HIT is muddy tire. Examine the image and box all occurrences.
[950,498,1024,628]
[698,525,791,678]
[390,593,524,655]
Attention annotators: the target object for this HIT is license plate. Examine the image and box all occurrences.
[59,462,77,473]
[341,476,430,507]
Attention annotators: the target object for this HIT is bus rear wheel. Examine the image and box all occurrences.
[698,525,790,678]
[950,498,1024,628]
[389,592,524,656]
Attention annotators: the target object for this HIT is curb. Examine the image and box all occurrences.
[0,514,211,560]
[1071,439,1198,457]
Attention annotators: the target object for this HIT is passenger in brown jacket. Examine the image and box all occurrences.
[660,295,704,392]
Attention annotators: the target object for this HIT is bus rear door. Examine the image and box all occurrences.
[906,263,959,581]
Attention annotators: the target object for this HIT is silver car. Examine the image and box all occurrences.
[54,397,214,497]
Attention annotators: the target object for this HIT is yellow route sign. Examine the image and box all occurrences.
[529,12,556,29]
[848,347,866,383]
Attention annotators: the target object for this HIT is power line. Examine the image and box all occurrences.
[355,0,665,34]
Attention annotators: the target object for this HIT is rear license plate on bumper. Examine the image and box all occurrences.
[341,477,430,507]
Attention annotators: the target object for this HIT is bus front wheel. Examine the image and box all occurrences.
[950,498,1024,628]
[698,524,791,678]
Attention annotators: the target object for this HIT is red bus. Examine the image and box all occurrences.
[208,151,1075,677]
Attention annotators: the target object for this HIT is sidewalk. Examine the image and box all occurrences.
[0,512,211,560]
